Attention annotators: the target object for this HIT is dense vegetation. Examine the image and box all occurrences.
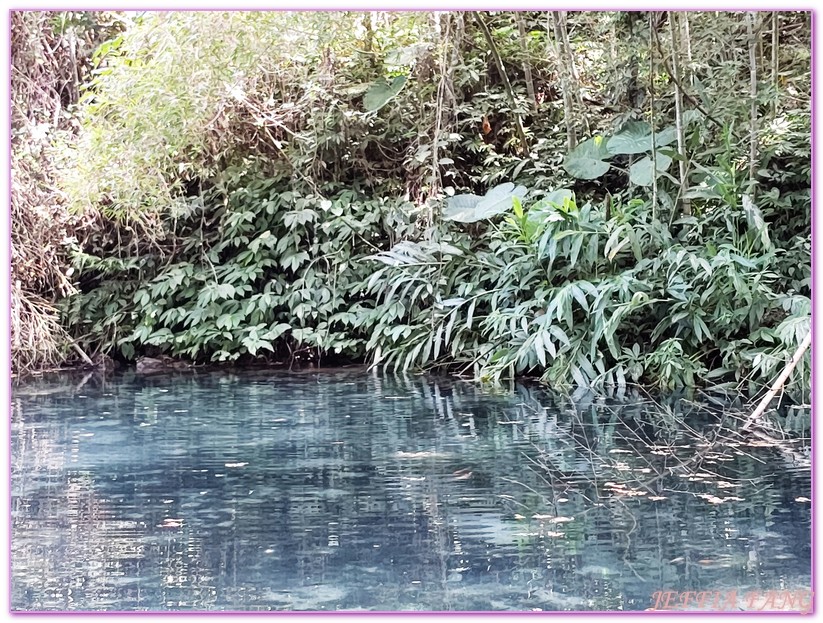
[11,11,811,400]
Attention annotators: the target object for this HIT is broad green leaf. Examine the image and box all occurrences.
[606,120,652,155]
[475,183,528,219]
[443,194,483,222]
[607,120,678,155]
[653,125,678,147]
[629,153,673,186]
[542,188,574,208]
[563,137,611,179]
[443,183,526,222]
[363,75,408,112]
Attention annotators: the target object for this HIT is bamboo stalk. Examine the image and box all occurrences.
[667,11,690,215]
[473,11,530,154]
[648,12,658,217]
[741,330,811,431]
[771,11,779,118]
[557,12,589,135]
[746,12,759,190]
[515,13,538,112]
[682,12,694,87]
[550,11,576,151]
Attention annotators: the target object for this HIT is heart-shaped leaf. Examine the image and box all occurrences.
[443,183,527,223]
[363,75,408,112]
[608,120,678,155]
[629,153,673,186]
[606,120,653,155]
[443,194,483,222]
[654,125,678,147]
[564,137,611,179]
[475,183,528,219]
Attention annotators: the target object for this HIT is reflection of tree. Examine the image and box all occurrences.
[12,371,811,611]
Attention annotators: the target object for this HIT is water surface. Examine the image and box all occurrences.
[12,370,811,611]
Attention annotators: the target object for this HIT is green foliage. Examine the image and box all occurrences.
[64,164,419,365]
[563,137,611,180]
[364,190,809,399]
[55,11,809,402]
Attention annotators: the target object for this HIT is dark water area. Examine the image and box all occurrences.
[11,369,811,611]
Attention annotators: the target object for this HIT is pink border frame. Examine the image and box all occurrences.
[3,6,817,619]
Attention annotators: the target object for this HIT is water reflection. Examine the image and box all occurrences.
[12,370,811,611]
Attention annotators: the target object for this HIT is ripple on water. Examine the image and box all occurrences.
[11,371,811,612]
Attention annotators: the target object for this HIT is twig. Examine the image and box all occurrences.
[742,331,811,431]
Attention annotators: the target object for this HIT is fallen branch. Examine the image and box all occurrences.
[742,330,811,431]
[69,338,95,367]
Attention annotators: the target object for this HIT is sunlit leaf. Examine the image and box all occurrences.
[563,137,611,179]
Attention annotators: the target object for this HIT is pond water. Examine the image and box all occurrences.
[11,369,811,612]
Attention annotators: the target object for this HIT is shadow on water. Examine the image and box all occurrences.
[11,370,811,611]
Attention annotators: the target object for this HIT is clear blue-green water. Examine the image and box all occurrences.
[12,369,811,611]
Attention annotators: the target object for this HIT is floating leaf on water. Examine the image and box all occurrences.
[624,489,647,497]
[604,481,627,489]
